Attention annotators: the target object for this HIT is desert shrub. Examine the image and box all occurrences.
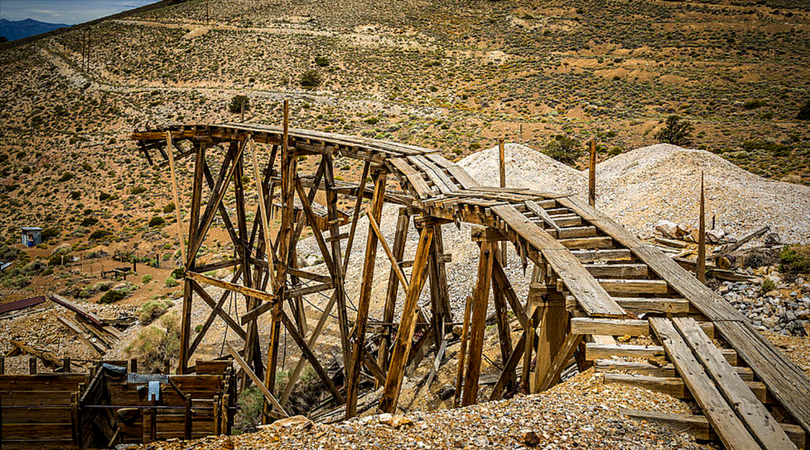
[798,100,810,120]
[544,135,582,166]
[89,230,112,240]
[235,386,264,433]
[81,217,98,227]
[58,172,75,182]
[0,243,20,261]
[364,117,379,125]
[48,253,70,266]
[469,142,481,150]
[608,146,624,156]
[98,290,126,304]
[742,140,791,157]
[149,216,165,227]
[655,115,694,146]
[98,192,111,201]
[70,191,81,200]
[165,276,179,287]
[761,278,776,293]
[300,70,321,89]
[131,186,147,195]
[314,55,330,67]
[229,95,249,114]
[139,299,173,324]
[125,313,180,373]
[41,227,60,241]
[162,203,175,213]
[171,268,185,279]
[780,245,810,279]
[142,274,153,284]
[743,99,766,110]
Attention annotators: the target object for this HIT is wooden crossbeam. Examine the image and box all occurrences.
[225,343,287,417]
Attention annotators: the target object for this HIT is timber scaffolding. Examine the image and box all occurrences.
[131,113,810,450]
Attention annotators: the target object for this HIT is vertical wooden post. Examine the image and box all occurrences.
[346,168,387,419]
[453,295,473,407]
[63,357,71,373]
[461,240,495,406]
[29,356,37,374]
[249,137,275,291]
[697,171,706,283]
[588,140,596,207]
[498,139,507,264]
[379,207,410,372]
[130,358,138,374]
[0,356,4,374]
[379,225,434,414]
[264,100,292,420]
[324,154,349,365]
[532,289,569,393]
[427,224,450,351]
[491,270,514,390]
[179,142,204,375]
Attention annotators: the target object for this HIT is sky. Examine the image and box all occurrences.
[0,0,159,25]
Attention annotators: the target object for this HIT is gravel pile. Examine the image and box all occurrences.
[139,370,707,450]
[457,143,810,244]
[719,274,810,337]
[597,144,810,244]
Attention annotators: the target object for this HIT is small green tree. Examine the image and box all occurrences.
[544,135,582,166]
[229,95,250,114]
[655,115,694,145]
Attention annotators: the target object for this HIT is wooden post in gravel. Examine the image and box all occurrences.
[379,224,434,414]
[498,139,508,265]
[697,171,706,283]
[462,237,495,406]
[379,207,411,372]
[588,140,596,207]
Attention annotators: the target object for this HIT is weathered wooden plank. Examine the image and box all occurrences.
[717,320,810,439]
[672,317,793,450]
[598,279,670,295]
[491,204,624,318]
[188,271,274,304]
[559,236,614,249]
[595,360,754,380]
[225,343,287,417]
[621,409,805,449]
[583,264,648,278]
[649,317,760,450]
[570,318,650,336]
[571,249,632,262]
[388,157,433,198]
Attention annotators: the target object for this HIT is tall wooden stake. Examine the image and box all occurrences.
[498,139,507,264]
[249,138,275,289]
[588,140,596,207]
[697,171,706,283]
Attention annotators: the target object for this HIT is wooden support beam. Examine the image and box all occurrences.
[249,137,276,290]
[166,131,187,266]
[490,332,526,401]
[570,317,650,336]
[278,310,345,404]
[187,271,274,304]
[189,279,247,340]
[379,207,410,372]
[538,331,583,391]
[588,140,596,207]
[379,226,434,414]
[346,169,387,419]
[491,270,514,391]
[454,295,473,408]
[225,343,287,417]
[532,288,570,393]
[461,240,495,406]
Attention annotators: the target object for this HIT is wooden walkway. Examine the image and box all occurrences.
[132,122,810,449]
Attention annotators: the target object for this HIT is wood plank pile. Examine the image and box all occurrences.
[128,121,810,449]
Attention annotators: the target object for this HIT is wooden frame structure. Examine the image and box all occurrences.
[132,113,810,448]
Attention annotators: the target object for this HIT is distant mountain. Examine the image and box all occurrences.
[0,18,69,41]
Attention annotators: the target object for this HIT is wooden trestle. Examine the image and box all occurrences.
[132,119,810,449]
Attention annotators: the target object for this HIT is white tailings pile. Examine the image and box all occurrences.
[458,143,810,244]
